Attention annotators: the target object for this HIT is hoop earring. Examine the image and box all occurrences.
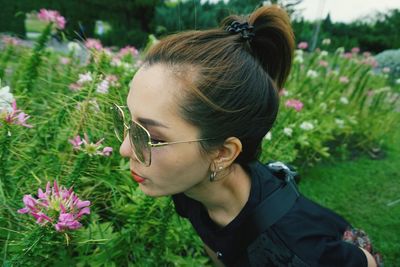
[209,171,217,182]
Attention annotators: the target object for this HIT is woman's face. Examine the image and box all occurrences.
[119,63,213,197]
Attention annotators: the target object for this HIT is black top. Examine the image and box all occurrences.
[172,161,367,267]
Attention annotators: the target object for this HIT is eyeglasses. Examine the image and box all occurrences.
[111,103,213,166]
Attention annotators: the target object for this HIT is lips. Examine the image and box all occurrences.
[131,170,145,183]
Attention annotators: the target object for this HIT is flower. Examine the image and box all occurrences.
[382,67,391,73]
[1,100,32,128]
[77,72,93,85]
[67,42,82,52]
[299,121,314,131]
[340,97,349,105]
[283,127,293,137]
[322,38,331,45]
[306,70,318,79]
[2,36,20,46]
[37,9,66,30]
[285,99,304,112]
[297,42,308,50]
[102,147,113,156]
[336,47,345,54]
[69,135,83,149]
[96,79,109,94]
[105,75,119,87]
[18,180,90,231]
[60,57,70,65]
[264,132,272,140]
[85,38,103,50]
[0,85,14,112]
[339,76,349,84]
[343,52,352,59]
[279,88,289,97]
[351,47,360,54]
[118,45,139,58]
[70,133,112,157]
[319,50,329,58]
[395,78,400,85]
[319,60,329,68]
[335,118,345,128]
[363,52,371,58]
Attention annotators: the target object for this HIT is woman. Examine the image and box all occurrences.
[116,5,379,267]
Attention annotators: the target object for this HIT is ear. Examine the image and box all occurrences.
[210,137,242,171]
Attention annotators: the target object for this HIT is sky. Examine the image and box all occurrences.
[296,0,400,22]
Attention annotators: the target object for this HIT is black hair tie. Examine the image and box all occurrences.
[226,21,255,41]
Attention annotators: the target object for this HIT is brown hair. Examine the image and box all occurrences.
[144,5,295,165]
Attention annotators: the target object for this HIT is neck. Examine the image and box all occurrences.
[184,163,252,227]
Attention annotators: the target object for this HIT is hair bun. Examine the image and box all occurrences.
[249,5,295,88]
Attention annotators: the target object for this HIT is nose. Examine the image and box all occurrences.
[119,135,132,158]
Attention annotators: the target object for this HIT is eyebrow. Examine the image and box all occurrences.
[137,117,169,129]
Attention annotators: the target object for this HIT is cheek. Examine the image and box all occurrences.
[152,145,209,179]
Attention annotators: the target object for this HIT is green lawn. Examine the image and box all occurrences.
[299,127,400,266]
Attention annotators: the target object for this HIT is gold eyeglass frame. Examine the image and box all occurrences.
[112,103,213,166]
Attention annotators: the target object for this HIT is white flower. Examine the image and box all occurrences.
[335,118,344,128]
[306,70,318,79]
[283,127,293,137]
[294,55,304,64]
[340,97,349,105]
[68,42,82,52]
[395,78,400,85]
[96,80,109,94]
[322,38,331,45]
[264,132,272,140]
[319,102,327,110]
[300,121,314,131]
[295,49,303,56]
[336,47,345,54]
[319,50,328,58]
[77,72,93,85]
[0,85,14,112]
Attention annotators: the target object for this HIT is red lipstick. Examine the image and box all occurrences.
[131,170,145,183]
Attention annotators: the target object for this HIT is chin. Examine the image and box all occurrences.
[138,184,171,198]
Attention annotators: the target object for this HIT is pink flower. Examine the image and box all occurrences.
[279,88,288,97]
[343,52,352,59]
[363,52,371,58]
[60,57,70,65]
[18,180,91,231]
[85,38,103,50]
[102,147,113,156]
[319,60,329,68]
[1,100,33,128]
[285,99,304,112]
[297,42,308,50]
[70,133,112,157]
[69,135,83,149]
[339,76,349,84]
[351,47,360,54]
[37,9,66,30]
[362,57,378,68]
[96,80,109,94]
[2,36,20,46]
[68,83,81,92]
[118,45,139,58]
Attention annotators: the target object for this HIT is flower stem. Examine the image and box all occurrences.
[0,124,12,199]
[16,23,52,93]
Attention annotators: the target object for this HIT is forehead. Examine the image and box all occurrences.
[128,64,177,116]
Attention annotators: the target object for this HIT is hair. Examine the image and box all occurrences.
[144,5,295,166]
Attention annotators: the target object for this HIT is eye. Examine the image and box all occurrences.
[150,138,165,144]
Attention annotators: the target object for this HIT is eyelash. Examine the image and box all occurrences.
[150,138,164,144]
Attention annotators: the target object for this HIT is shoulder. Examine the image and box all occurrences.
[248,195,368,266]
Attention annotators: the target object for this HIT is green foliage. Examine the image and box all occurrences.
[1,12,399,266]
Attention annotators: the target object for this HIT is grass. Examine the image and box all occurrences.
[298,125,400,266]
